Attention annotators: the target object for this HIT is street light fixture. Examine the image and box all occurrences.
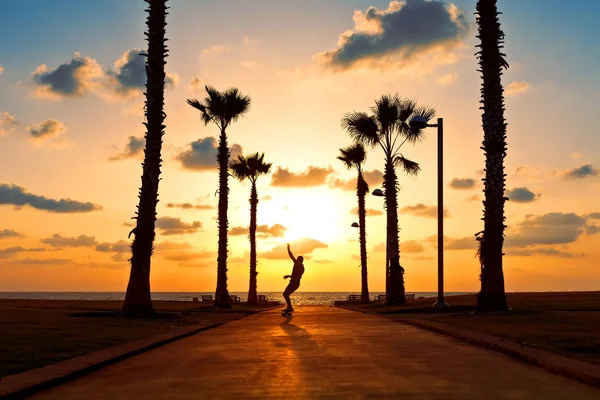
[409,116,448,309]
[372,188,385,197]
[351,222,359,228]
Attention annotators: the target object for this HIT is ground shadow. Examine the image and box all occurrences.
[70,311,182,319]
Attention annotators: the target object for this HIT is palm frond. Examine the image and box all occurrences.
[397,98,418,123]
[203,85,227,126]
[372,93,401,133]
[337,143,366,170]
[414,106,436,121]
[229,155,250,181]
[341,112,379,147]
[394,155,420,176]
[336,153,353,170]
[187,98,213,126]
[186,98,203,111]
[402,105,435,144]
[223,87,251,123]
[246,152,272,178]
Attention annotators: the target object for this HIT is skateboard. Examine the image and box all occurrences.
[281,310,293,317]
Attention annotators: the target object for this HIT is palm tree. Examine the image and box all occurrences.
[342,95,434,305]
[338,143,371,304]
[230,153,272,305]
[187,87,251,308]
[475,0,509,312]
[121,0,168,318]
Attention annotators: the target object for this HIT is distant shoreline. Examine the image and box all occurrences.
[0,291,471,306]
[1,291,596,305]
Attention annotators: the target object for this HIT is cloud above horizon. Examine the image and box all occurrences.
[449,177,476,190]
[156,217,202,235]
[201,44,232,56]
[259,237,328,259]
[26,119,67,144]
[425,234,477,250]
[0,246,46,259]
[95,240,130,253]
[315,0,469,70]
[176,137,243,171]
[506,187,540,203]
[329,169,384,191]
[505,81,531,96]
[402,240,425,253]
[229,224,287,238]
[0,184,102,213]
[106,49,178,97]
[505,212,599,248]
[109,135,145,161]
[160,249,215,263]
[401,203,449,218]
[31,53,104,98]
[350,207,384,217]
[559,163,598,180]
[0,229,23,239]
[188,76,205,92]
[31,51,178,100]
[505,247,583,258]
[41,234,97,247]
[0,112,18,136]
[166,202,215,210]
[271,166,335,187]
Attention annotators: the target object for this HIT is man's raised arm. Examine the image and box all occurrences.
[287,243,296,263]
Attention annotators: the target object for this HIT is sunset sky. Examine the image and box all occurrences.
[1,0,599,293]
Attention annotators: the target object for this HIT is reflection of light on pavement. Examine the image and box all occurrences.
[261,320,306,398]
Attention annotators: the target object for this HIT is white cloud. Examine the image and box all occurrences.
[436,72,457,86]
[202,45,231,56]
[315,0,469,71]
[26,119,68,146]
[505,81,531,96]
[188,76,205,92]
[0,112,17,136]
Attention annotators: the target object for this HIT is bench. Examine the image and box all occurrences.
[374,294,386,302]
[374,294,415,302]
[257,295,269,304]
[201,295,213,303]
[347,294,365,302]
[229,295,241,303]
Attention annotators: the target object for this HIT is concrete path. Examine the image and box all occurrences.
[34,307,600,399]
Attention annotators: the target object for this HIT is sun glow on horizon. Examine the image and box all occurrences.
[261,189,349,244]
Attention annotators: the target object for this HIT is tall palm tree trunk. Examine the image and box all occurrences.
[357,171,370,304]
[384,160,405,305]
[121,0,167,318]
[247,181,258,304]
[476,0,508,312]
[215,128,231,308]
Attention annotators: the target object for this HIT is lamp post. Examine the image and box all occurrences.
[409,116,448,309]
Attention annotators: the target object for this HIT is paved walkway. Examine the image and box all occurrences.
[34,307,600,399]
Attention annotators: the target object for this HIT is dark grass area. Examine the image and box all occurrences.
[0,299,279,378]
[342,292,600,366]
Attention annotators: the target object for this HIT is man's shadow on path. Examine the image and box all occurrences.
[279,316,322,354]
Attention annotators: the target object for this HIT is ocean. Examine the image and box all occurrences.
[0,292,472,306]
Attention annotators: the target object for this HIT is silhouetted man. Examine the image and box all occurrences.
[282,243,304,313]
